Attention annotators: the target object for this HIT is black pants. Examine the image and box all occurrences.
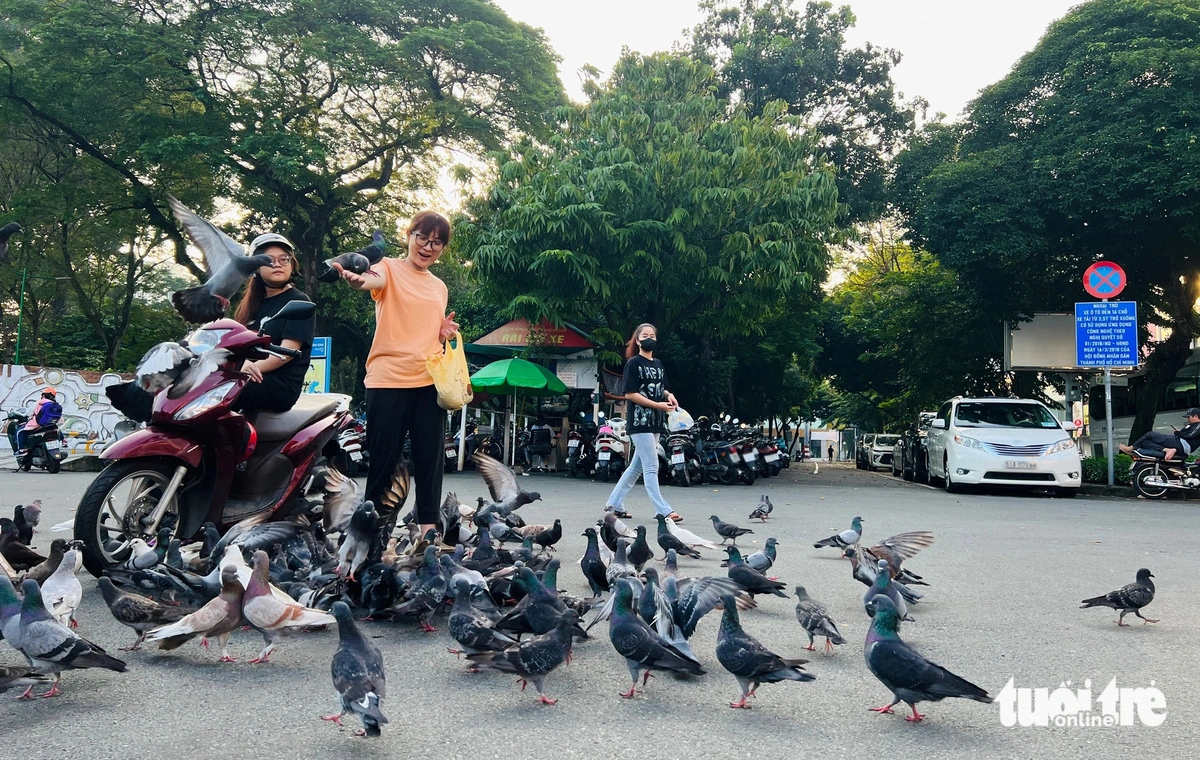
[365,385,444,525]
[235,380,299,414]
[1131,430,1183,458]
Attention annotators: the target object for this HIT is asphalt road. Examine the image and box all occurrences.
[3,462,1197,759]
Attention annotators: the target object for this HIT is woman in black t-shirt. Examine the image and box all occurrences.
[232,233,315,414]
[604,323,683,522]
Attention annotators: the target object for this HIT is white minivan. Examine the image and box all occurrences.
[925,397,1081,497]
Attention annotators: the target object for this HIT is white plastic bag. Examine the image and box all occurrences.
[667,408,694,432]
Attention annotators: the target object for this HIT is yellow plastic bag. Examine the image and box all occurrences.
[427,331,473,411]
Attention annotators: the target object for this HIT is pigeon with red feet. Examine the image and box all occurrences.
[323,602,387,736]
[716,592,814,708]
[466,610,578,705]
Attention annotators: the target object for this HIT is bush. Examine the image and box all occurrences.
[1081,454,1132,485]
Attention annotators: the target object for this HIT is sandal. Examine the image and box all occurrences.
[666,512,683,523]
[606,507,633,519]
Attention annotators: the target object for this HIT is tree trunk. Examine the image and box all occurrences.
[1128,326,1194,443]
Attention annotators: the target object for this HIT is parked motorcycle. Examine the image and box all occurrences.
[5,409,68,473]
[692,416,739,485]
[1130,451,1200,499]
[335,412,368,477]
[566,413,598,478]
[593,415,628,483]
[73,300,350,576]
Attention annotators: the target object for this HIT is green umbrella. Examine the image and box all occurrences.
[470,358,567,395]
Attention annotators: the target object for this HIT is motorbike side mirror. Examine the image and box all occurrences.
[259,299,316,333]
[733,418,740,425]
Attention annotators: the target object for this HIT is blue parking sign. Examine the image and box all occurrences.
[1075,302,1138,367]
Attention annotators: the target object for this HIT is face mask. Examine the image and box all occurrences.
[639,338,657,352]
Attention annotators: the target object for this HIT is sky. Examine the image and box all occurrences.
[493,0,1085,119]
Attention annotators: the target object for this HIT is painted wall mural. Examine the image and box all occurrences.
[0,364,132,456]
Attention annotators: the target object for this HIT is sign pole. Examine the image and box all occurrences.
[1104,367,1114,486]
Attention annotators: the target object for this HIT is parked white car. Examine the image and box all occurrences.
[925,397,1081,496]
[866,434,900,471]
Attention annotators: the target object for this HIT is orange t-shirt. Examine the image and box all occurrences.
[365,258,449,388]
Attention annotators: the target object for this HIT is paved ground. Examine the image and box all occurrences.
[3,462,1197,758]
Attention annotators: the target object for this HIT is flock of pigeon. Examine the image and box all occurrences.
[1,458,1162,737]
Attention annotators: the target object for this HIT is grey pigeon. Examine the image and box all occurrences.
[146,565,244,661]
[609,578,703,698]
[448,580,517,663]
[865,595,992,722]
[844,547,923,604]
[1081,568,1158,626]
[722,539,778,575]
[864,560,914,621]
[724,547,787,598]
[338,500,379,580]
[0,665,53,694]
[794,586,845,653]
[20,500,42,528]
[123,538,160,571]
[813,515,863,551]
[97,577,193,650]
[11,579,127,698]
[605,539,635,589]
[473,452,541,519]
[467,610,579,705]
[654,514,701,559]
[167,196,273,323]
[135,340,196,394]
[710,515,753,544]
[0,221,20,262]
[628,525,654,571]
[495,567,584,639]
[580,527,610,597]
[323,602,388,736]
[319,231,387,282]
[748,495,773,522]
[716,592,814,708]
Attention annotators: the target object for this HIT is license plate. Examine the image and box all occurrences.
[671,453,685,464]
[568,440,579,449]
[1005,460,1036,470]
[599,451,611,461]
[765,453,779,462]
[727,452,740,463]
[349,451,362,461]
[744,451,757,461]
[44,440,60,450]
[445,448,457,458]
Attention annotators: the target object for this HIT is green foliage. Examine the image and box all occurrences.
[893,0,1200,438]
[1081,454,1133,485]
[457,52,840,417]
[692,0,921,222]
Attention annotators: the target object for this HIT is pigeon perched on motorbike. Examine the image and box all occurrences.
[318,231,387,283]
[167,195,274,323]
[0,221,20,262]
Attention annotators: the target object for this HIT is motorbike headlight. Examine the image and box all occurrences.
[953,434,984,450]
[174,381,236,421]
[1045,438,1076,455]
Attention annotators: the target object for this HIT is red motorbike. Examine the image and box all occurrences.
[74,300,348,576]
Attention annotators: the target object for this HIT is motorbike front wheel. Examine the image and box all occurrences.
[675,465,690,487]
[739,466,756,486]
[568,455,579,478]
[75,460,183,577]
[1132,465,1170,499]
[596,462,610,482]
[718,464,738,485]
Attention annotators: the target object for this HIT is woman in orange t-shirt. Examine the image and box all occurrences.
[335,211,459,536]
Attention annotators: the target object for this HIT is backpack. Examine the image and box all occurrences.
[36,400,62,427]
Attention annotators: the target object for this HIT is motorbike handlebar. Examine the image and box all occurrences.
[265,344,303,359]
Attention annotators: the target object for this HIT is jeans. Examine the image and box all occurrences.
[15,428,29,451]
[607,432,673,517]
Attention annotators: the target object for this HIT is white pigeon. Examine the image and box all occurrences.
[665,518,719,551]
[219,546,294,603]
[602,510,637,538]
[124,539,159,570]
[41,548,84,628]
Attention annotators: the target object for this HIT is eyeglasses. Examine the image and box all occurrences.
[264,254,293,267]
[411,232,445,252]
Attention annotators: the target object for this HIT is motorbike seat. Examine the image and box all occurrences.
[250,395,340,441]
[1132,448,1185,462]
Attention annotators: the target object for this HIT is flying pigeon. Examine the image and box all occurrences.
[467,610,579,705]
[608,578,703,698]
[10,579,127,698]
[96,577,193,650]
[864,595,992,722]
[322,466,363,534]
[134,341,197,394]
[242,550,335,663]
[654,514,701,559]
[710,515,753,545]
[0,221,20,262]
[1080,568,1158,626]
[716,593,814,708]
[338,500,379,581]
[864,560,915,621]
[794,586,845,653]
[323,602,388,736]
[748,495,773,522]
[146,566,245,661]
[844,547,923,604]
[474,452,541,520]
[813,515,863,552]
[318,231,387,283]
[167,196,273,323]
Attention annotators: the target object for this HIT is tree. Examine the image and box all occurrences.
[1,0,564,334]
[895,0,1200,441]
[456,52,841,415]
[692,0,922,222]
